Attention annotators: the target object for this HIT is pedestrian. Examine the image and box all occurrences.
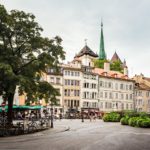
[59,113,62,121]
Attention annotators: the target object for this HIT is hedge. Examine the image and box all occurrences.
[103,112,121,122]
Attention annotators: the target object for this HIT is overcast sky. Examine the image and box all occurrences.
[1,0,150,77]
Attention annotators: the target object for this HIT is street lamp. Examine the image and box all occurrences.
[81,109,84,122]
[1,101,6,117]
[50,104,54,128]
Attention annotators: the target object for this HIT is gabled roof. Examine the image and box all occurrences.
[75,45,98,58]
[92,68,133,82]
[136,83,150,91]
[143,77,150,82]
[111,52,122,63]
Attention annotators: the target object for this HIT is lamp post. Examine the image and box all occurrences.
[1,101,6,118]
[50,104,54,128]
[81,109,84,122]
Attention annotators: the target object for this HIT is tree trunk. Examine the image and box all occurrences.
[7,93,15,125]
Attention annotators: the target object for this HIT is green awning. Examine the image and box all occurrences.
[0,105,43,112]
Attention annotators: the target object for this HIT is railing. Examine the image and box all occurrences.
[0,115,51,137]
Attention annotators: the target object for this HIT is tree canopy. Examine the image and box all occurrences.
[94,59,123,73]
[0,4,65,123]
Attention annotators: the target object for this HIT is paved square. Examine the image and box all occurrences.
[0,119,150,150]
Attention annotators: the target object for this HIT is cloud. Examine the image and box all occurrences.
[1,0,150,76]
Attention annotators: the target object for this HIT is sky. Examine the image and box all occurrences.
[1,0,150,77]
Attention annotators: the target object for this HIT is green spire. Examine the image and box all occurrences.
[99,21,107,60]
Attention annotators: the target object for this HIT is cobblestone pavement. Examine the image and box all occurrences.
[0,119,150,150]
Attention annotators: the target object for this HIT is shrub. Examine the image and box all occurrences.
[120,117,129,125]
[103,112,121,122]
[138,112,149,119]
[137,118,150,128]
[123,111,138,118]
[128,117,139,127]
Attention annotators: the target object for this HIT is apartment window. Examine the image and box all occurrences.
[100,81,103,87]
[126,94,128,100]
[115,83,118,90]
[64,89,67,96]
[71,71,74,76]
[50,77,54,83]
[121,94,124,100]
[105,92,108,98]
[65,71,67,75]
[100,92,103,98]
[68,80,70,85]
[120,84,123,90]
[65,80,67,85]
[71,80,74,85]
[108,82,112,88]
[116,93,118,99]
[56,88,60,94]
[105,82,108,88]
[109,93,112,99]
[146,92,150,97]
[129,85,132,90]
[68,71,70,76]
[56,78,60,84]
[130,94,132,99]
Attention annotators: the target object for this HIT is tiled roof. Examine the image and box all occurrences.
[93,68,133,81]
[143,77,150,82]
[136,83,150,90]
[75,45,98,58]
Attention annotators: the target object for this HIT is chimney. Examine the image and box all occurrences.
[104,62,110,72]
[124,67,128,76]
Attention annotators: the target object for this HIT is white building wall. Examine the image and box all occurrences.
[98,77,134,112]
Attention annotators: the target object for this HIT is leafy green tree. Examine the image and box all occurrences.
[94,59,108,68]
[0,5,65,124]
[110,61,123,72]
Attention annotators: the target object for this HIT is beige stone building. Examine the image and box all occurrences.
[93,63,135,112]
[46,68,64,115]
[133,74,150,113]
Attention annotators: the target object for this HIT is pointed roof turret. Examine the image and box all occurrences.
[75,44,98,58]
[99,21,107,60]
[111,51,122,63]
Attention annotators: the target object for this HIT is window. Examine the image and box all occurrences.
[100,92,103,98]
[105,92,108,98]
[108,82,112,88]
[126,94,128,100]
[65,80,67,85]
[56,88,60,94]
[129,85,132,90]
[64,89,67,96]
[71,71,74,76]
[65,71,67,75]
[56,78,60,84]
[68,71,70,76]
[71,80,74,85]
[100,81,103,87]
[68,80,70,85]
[120,84,123,90]
[50,77,54,83]
[115,83,118,90]
[116,93,118,99]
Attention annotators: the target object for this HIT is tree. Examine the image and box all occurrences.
[0,5,65,124]
[94,59,108,69]
[110,61,123,72]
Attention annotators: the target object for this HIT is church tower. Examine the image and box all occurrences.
[99,21,107,60]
